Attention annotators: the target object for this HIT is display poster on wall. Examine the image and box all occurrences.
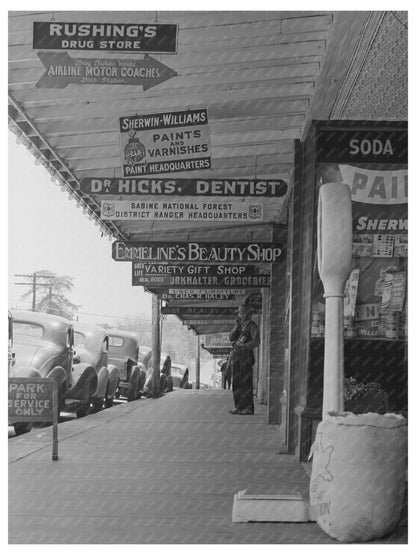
[118,109,211,176]
[317,164,408,258]
[33,21,178,53]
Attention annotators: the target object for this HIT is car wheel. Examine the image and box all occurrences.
[104,383,114,408]
[90,396,103,413]
[76,381,95,418]
[127,381,139,402]
[165,375,173,393]
[13,422,33,436]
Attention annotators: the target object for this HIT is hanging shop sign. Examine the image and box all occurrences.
[103,198,272,223]
[80,177,288,196]
[132,262,269,287]
[119,109,211,177]
[113,241,283,263]
[162,306,238,316]
[160,291,238,301]
[201,347,232,356]
[33,21,178,53]
[36,52,177,89]
[316,128,407,164]
[202,334,232,348]
[182,319,235,326]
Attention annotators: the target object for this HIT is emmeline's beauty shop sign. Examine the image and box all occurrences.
[118,109,211,176]
[33,21,178,53]
[113,241,283,263]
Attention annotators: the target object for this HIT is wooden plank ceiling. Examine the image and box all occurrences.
[9,10,337,334]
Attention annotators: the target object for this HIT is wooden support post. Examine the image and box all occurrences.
[152,293,161,396]
[52,379,59,461]
[195,334,200,389]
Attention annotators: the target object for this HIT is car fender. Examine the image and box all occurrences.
[9,365,41,379]
[94,365,110,399]
[45,365,67,391]
[107,364,120,397]
[70,363,98,401]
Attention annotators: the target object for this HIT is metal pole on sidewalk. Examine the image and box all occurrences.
[195,334,200,389]
[152,293,161,396]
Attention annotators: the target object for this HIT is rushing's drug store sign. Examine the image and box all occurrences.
[33,21,178,53]
[118,109,211,177]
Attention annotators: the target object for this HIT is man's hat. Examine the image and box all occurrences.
[237,303,253,314]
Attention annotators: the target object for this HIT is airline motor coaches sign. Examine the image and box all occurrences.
[119,109,211,176]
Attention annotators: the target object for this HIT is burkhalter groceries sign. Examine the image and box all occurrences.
[113,241,283,263]
[119,109,211,176]
[132,262,270,287]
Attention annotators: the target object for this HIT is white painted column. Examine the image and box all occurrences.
[317,183,352,418]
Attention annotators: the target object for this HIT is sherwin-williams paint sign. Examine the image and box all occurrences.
[113,241,283,263]
[119,109,211,176]
[33,21,178,53]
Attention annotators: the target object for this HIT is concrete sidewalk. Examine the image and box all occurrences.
[8,389,407,544]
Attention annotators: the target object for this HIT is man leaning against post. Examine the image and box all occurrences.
[228,304,260,415]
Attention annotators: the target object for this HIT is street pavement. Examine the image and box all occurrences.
[8,389,407,544]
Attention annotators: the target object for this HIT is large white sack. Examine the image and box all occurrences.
[309,412,407,542]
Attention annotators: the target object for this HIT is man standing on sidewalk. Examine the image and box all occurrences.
[228,304,260,415]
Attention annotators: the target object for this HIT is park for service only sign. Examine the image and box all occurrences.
[118,109,211,177]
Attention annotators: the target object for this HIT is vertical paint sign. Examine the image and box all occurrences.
[119,109,211,177]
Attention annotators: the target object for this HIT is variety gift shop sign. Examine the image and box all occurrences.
[132,262,271,287]
[119,109,211,177]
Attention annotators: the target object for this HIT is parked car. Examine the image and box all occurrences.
[73,322,120,412]
[107,329,146,402]
[141,349,172,394]
[170,362,192,389]
[8,311,35,435]
[9,310,97,419]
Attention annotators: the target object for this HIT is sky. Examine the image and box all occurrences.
[8,133,154,327]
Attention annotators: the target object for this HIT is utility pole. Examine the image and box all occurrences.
[14,272,55,311]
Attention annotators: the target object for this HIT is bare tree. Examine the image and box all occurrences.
[18,269,79,319]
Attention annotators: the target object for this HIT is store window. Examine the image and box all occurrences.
[311,126,407,343]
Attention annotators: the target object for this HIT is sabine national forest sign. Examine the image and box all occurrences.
[80,177,288,225]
